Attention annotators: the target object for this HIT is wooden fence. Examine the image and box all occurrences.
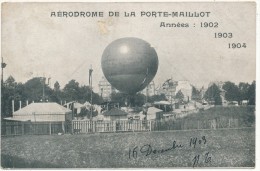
[151,116,239,131]
[1,116,241,136]
[1,121,70,136]
[72,120,151,133]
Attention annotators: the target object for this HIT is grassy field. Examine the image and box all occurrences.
[153,106,255,131]
[1,127,255,168]
[184,106,255,126]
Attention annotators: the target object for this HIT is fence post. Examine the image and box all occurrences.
[93,121,96,133]
[22,122,24,135]
[33,123,36,135]
[13,122,16,135]
[49,122,52,135]
[113,121,116,133]
[149,121,152,131]
[71,120,74,134]
[62,121,65,133]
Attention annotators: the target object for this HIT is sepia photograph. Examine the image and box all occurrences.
[0,1,256,168]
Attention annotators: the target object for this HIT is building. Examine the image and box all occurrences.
[156,79,178,101]
[154,101,173,112]
[208,81,225,89]
[63,101,85,115]
[175,80,192,101]
[98,76,116,101]
[140,81,156,96]
[4,102,72,122]
[145,107,164,120]
[157,79,192,102]
[102,108,128,121]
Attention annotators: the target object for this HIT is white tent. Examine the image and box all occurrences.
[5,102,72,122]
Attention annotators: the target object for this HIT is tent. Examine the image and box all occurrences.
[4,102,72,122]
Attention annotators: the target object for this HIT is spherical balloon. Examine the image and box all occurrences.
[101,37,159,94]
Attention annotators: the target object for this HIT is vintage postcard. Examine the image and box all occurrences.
[1,1,256,169]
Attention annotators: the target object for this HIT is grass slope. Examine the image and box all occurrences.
[183,106,255,126]
[1,128,255,168]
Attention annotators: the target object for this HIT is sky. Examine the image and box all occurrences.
[1,2,256,92]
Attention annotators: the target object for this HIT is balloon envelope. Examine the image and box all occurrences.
[101,37,159,94]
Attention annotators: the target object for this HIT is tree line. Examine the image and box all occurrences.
[1,76,103,118]
[202,81,255,105]
[1,75,256,118]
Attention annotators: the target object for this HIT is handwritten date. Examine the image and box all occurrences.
[129,141,183,159]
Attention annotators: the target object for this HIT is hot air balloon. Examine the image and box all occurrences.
[101,37,159,95]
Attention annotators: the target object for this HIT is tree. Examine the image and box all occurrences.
[238,82,250,102]
[63,80,80,101]
[1,76,18,117]
[91,91,103,105]
[54,81,60,92]
[247,81,255,105]
[5,76,17,88]
[77,85,91,103]
[222,81,240,102]
[148,94,167,103]
[23,77,52,102]
[110,92,127,106]
[204,84,222,105]
[191,86,200,100]
[1,76,104,118]
[133,93,146,107]
[1,76,26,117]
[110,92,146,107]
[176,90,184,102]
[77,85,103,104]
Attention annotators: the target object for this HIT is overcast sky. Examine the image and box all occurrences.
[2,2,256,91]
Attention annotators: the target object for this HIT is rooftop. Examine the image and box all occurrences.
[13,102,71,115]
[103,108,128,116]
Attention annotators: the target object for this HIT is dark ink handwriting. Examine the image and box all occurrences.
[189,136,206,148]
[128,136,212,168]
[192,151,212,167]
[129,141,183,159]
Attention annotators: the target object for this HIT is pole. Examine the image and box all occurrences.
[1,57,7,85]
[89,66,93,121]
[145,85,148,103]
[170,90,172,111]
[89,66,93,132]
[12,100,14,113]
[43,77,45,102]
[1,57,3,84]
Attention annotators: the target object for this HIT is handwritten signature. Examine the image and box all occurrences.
[128,136,212,167]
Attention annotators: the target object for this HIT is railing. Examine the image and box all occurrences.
[1,121,70,136]
[151,116,240,131]
[72,120,151,133]
[1,116,245,136]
